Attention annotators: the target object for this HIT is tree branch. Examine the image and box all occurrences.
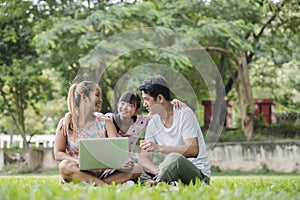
[201,46,240,66]
[179,13,196,25]
[0,77,23,137]
[249,1,286,63]
[225,71,238,94]
[254,1,285,40]
[187,46,240,94]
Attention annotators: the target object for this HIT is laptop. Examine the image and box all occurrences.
[79,137,129,170]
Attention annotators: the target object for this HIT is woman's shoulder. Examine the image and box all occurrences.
[94,113,116,128]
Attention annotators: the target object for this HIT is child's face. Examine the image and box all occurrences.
[118,101,137,117]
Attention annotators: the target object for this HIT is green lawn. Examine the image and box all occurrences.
[0,175,299,200]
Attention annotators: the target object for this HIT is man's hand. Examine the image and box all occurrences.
[140,140,161,152]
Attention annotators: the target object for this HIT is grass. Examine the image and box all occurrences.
[0,175,299,200]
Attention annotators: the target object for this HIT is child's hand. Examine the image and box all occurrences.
[171,99,186,109]
[119,160,134,172]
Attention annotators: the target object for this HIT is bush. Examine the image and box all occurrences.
[217,128,246,142]
[204,121,300,142]
[254,122,300,139]
[203,128,246,143]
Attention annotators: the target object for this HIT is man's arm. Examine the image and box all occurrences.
[140,138,199,158]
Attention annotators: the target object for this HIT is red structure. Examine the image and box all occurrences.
[201,100,234,129]
[202,98,276,129]
[254,98,276,125]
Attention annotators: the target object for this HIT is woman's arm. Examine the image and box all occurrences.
[54,118,79,164]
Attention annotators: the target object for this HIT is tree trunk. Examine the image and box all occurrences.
[12,86,29,149]
[11,114,29,149]
[19,119,29,149]
[236,52,255,140]
[9,121,14,148]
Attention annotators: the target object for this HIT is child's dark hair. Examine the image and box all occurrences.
[119,91,141,109]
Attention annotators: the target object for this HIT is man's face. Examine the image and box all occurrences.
[141,91,159,114]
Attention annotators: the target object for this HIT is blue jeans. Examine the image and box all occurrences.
[155,153,210,185]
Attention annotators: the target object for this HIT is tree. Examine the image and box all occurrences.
[211,0,298,139]
[33,0,300,141]
[34,1,211,112]
[162,0,300,140]
[0,0,56,148]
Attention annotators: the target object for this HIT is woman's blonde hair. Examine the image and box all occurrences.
[67,81,101,140]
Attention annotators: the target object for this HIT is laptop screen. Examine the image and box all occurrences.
[79,137,129,170]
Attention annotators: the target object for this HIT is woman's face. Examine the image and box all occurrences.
[117,101,137,118]
[93,87,102,112]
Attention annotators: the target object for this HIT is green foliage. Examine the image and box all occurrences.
[251,58,300,113]
[0,0,60,145]
[216,129,247,142]
[1,0,299,141]
[215,121,300,142]
[0,176,299,200]
[211,166,298,176]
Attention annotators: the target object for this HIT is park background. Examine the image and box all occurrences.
[0,0,299,176]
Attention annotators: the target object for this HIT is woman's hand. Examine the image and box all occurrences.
[100,169,116,179]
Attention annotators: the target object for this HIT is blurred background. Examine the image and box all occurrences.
[0,0,299,174]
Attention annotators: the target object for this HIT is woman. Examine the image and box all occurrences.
[54,81,141,186]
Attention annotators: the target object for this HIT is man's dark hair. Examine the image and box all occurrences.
[138,76,171,101]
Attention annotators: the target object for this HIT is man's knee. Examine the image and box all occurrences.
[155,153,184,182]
[164,153,185,165]
[159,153,185,174]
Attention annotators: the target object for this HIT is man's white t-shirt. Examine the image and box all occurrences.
[145,106,211,178]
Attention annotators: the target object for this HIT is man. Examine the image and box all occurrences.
[138,76,211,185]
